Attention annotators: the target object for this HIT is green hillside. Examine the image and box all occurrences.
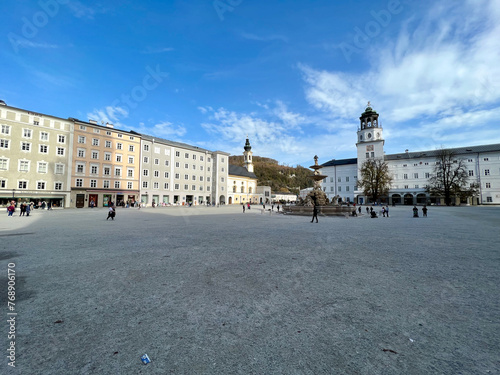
[229,155,314,194]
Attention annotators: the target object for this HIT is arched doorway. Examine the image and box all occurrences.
[417,193,427,204]
[391,194,401,205]
[219,195,225,205]
[228,197,232,204]
[404,193,414,205]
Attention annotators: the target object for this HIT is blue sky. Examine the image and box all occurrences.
[1,0,499,166]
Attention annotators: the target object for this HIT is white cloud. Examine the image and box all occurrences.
[87,106,129,126]
[141,47,174,54]
[66,1,108,19]
[198,104,354,165]
[301,0,500,128]
[14,40,58,49]
[127,121,187,140]
[240,32,288,43]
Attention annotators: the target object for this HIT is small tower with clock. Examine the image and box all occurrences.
[356,102,385,166]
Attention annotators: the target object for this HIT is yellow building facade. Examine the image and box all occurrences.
[227,138,259,204]
[0,101,73,207]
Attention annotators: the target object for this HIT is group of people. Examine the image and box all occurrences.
[351,205,390,218]
[413,205,428,217]
[6,201,50,216]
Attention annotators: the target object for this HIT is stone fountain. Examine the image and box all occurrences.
[283,156,354,216]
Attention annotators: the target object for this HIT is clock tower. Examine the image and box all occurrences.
[356,102,384,167]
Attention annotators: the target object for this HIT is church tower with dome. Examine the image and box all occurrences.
[243,137,254,173]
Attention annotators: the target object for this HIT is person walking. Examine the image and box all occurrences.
[366,206,369,214]
[7,203,15,216]
[106,206,116,220]
[422,205,428,217]
[242,204,245,213]
[311,205,319,223]
[382,206,386,217]
[19,203,26,216]
[358,206,361,214]
[277,204,280,212]
[385,205,389,217]
[25,203,31,217]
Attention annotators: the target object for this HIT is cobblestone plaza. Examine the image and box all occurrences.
[1,206,499,374]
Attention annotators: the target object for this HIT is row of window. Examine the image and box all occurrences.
[143,170,211,182]
[398,170,492,178]
[232,187,253,193]
[75,165,135,177]
[141,181,211,191]
[77,149,135,163]
[77,136,133,151]
[394,157,495,168]
[325,170,494,183]
[325,182,495,193]
[0,126,66,143]
[142,157,211,172]
[0,158,65,173]
[75,179,134,189]
[327,176,356,183]
[0,179,63,190]
[327,186,353,192]
[143,145,211,162]
[0,140,66,155]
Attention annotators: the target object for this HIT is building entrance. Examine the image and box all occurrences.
[89,194,98,207]
[116,194,124,206]
[76,194,85,208]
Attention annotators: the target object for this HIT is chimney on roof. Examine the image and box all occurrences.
[106,122,114,128]
[89,119,97,124]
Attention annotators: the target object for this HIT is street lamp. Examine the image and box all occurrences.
[12,189,15,205]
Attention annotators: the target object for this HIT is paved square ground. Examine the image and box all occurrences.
[1,205,499,374]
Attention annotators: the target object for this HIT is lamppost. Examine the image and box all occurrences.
[12,189,15,205]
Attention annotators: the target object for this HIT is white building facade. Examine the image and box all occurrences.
[139,134,229,206]
[321,105,500,205]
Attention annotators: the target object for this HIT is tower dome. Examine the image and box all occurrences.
[244,138,252,152]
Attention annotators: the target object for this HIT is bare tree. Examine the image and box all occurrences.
[357,158,393,203]
[426,148,472,206]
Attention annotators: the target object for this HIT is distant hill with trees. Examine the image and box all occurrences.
[229,155,314,194]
